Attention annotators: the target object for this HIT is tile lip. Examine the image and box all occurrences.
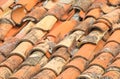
[106,66,120,72]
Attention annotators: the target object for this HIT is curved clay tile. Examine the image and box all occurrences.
[10,55,48,79]
[0,19,13,41]
[11,6,27,25]
[108,0,120,6]
[56,67,81,79]
[23,6,47,22]
[0,55,23,72]
[15,0,39,11]
[0,0,14,11]
[0,67,12,79]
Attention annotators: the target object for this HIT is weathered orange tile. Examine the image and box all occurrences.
[66,57,87,72]
[32,69,57,79]
[78,65,104,79]
[47,19,77,43]
[107,30,120,43]
[0,37,20,57]
[10,42,33,60]
[0,22,13,41]
[0,67,12,79]
[22,29,46,45]
[91,22,109,32]
[90,52,113,69]
[34,15,57,31]
[74,43,96,61]
[0,0,14,11]
[51,47,70,61]
[100,42,120,57]
[0,55,23,72]
[15,0,39,11]
[111,23,120,33]
[73,0,95,12]
[42,57,66,76]
[93,40,105,54]
[10,53,48,79]
[44,0,58,10]
[11,6,27,25]
[0,54,5,63]
[23,6,47,22]
[56,67,80,79]
[86,8,101,19]
[61,9,75,21]
[108,0,120,6]
[5,22,28,39]
[99,9,120,28]
[109,59,120,69]
[101,4,118,14]
[89,0,107,10]
[15,22,35,39]
[46,3,71,19]
[10,65,41,79]
[101,70,120,79]
[73,17,96,33]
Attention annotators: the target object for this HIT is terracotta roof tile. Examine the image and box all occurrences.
[0,0,120,79]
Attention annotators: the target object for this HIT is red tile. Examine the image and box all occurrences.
[99,9,120,28]
[10,65,41,79]
[44,0,58,10]
[51,47,70,61]
[15,0,39,11]
[66,57,87,72]
[42,57,66,76]
[0,37,20,57]
[89,0,107,10]
[34,15,57,31]
[74,44,96,61]
[91,22,109,32]
[86,8,101,19]
[11,6,27,25]
[0,55,23,72]
[56,67,80,79]
[10,42,33,60]
[107,30,120,44]
[0,23,13,40]
[101,70,120,79]
[22,29,46,45]
[23,6,47,22]
[93,40,105,54]
[90,52,113,69]
[32,69,57,79]
[0,54,5,63]
[111,23,120,33]
[0,67,12,79]
[0,0,14,11]
[15,22,35,39]
[5,22,28,39]
[101,4,118,14]
[73,0,94,12]
[100,42,120,57]
[73,17,96,33]
[46,3,71,19]
[109,59,120,69]
[78,65,104,79]
[10,54,48,79]
[108,0,120,6]
[47,19,77,43]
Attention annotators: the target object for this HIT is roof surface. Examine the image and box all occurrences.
[0,0,120,79]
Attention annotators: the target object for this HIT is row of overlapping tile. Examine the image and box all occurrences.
[0,0,120,79]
